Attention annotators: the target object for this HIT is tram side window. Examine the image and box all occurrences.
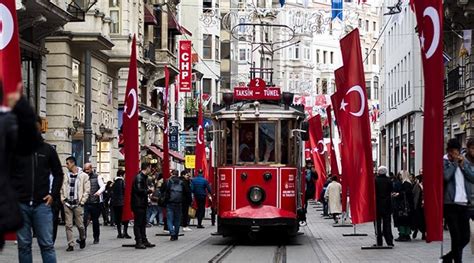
[226,120,233,165]
[239,123,256,162]
[281,120,289,164]
[259,123,276,162]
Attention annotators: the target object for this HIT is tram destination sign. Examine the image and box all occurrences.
[234,78,281,101]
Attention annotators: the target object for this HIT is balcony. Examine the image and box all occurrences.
[155,49,178,70]
[445,66,465,104]
[144,41,156,64]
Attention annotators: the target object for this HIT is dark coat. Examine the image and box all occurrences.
[394,181,414,226]
[375,175,393,216]
[111,177,125,207]
[131,172,149,210]
[181,177,192,205]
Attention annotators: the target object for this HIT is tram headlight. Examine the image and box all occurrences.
[248,186,265,205]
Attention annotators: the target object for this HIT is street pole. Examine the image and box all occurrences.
[84,50,92,163]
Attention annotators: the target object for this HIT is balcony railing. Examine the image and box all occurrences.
[445,66,465,95]
[144,41,156,63]
[155,49,178,68]
[467,55,474,90]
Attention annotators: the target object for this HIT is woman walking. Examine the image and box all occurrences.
[394,170,414,242]
[111,169,131,239]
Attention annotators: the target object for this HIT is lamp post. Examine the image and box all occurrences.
[67,0,98,22]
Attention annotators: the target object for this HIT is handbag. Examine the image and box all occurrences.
[397,193,410,218]
[188,206,196,219]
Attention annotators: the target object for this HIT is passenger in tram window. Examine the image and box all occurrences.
[239,128,255,162]
[259,123,275,162]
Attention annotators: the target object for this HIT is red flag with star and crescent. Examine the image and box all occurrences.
[195,95,208,178]
[0,0,22,105]
[326,105,340,177]
[162,66,170,180]
[339,30,376,224]
[413,0,443,242]
[122,36,139,221]
[308,115,327,199]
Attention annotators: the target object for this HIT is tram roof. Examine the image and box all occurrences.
[212,101,305,120]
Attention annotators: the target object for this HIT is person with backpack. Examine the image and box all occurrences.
[192,169,212,228]
[111,169,131,239]
[163,171,190,241]
[304,160,318,213]
[180,170,193,232]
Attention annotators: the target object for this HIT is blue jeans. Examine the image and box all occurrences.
[147,205,158,224]
[166,203,182,237]
[17,203,56,263]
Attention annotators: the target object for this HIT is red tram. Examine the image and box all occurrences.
[210,83,309,236]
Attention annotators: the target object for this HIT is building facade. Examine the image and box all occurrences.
[379,0,424,176]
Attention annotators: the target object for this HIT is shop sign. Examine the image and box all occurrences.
[185,155,195,169]
[233,78,281,101]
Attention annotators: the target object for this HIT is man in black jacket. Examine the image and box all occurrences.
[131,162,155,249]
[11,116,63,262]
[374,166,394,247]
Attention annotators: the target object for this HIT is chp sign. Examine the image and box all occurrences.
[179,40,192,92]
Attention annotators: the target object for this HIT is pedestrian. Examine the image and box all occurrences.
[163,170,190,241]
[394,170,414,242]
[148,174,161,227]
[61,156,90,251]
[111,169,131,239]
[324,176,342,224]
[374,166,394,247]
[102,180,114,227]
[180,170,193,232]
[192,169,212,228]
[0,87,39,249]
[442,138,474,263]
[131,162,155,249]
[303,160,318,213]
[411,170,425,240]
[83,163,106,244]
[320,175,332,217]
[10,115,63,262]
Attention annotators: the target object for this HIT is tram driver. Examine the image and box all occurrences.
[239,129,255,162]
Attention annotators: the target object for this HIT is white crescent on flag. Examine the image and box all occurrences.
[0,4,14,50]
[422,6,440,59]
[197,125,203,145]
[341,85,365,117]
[125,89,137,119]
[317,140,327,154]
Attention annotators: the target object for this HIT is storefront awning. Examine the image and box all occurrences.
[145,145,163,159]
[153,144,185,162]
[144,6,157,25]
[168,13,192,36]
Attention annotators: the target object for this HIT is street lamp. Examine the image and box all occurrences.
[67,0,98,22]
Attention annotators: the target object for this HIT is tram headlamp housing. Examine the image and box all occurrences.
[248,186,265,205]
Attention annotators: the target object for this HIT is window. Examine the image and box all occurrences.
[295,44,300,59]
[372,50,377,65]
[72,59,80,94]
[330,51,334,64]
[365,20,369,31]
[358,19,362,28]
[203,34,212,59]
[221,41,230,59]
[215,36,220,60]
[373,21,377,31]
[323,51,327,64]
[239,49,246,61]
[366,81,371,100]
[203,78,212,96]
[109,0,119,7]
[141,85,148,105]
[239,18,245,33]
[304,47,310,61]
[110,10,120,34]
[258,123,276,162]
[316,49,320,63]
[239,123,256,162]
[365,48,369,65]
[408,81,411,96]
[374,76,379,100]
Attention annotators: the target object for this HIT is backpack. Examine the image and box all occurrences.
[168,178,184,203]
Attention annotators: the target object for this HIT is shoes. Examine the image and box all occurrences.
[421,234,426,240]
[135,243,146,249]
[412,231,418,239]
[117,234,124,239]
[197,225,204,229]
[146,223,152,228]
[163,230,170,234]
[170,235,178,241]
[123,234,132,239]
[394,236,410,242]
[143,241,156,248]
[93,239,99,244]
[79,239,86,249]
[182,227,192,232]
[66,246,74,252]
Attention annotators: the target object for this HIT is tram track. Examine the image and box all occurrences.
[208,242,287,263]
[208,243,236,263]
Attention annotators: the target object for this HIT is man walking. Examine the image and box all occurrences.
[83,163,106,244]
[180,170,193,232]
[324,176,342,224]
[374,166,394,247]
[192,169,212,228]
[11,116,63,262]
[61,156,90,251]
[131,162,155,249]
[164,171,190,240]
[304,160,318,213]
[442,139,474,262]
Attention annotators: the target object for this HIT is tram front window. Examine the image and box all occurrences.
[259,123,276,162]
[239,123,256,162]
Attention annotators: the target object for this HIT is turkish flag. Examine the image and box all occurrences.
[304,141,312,161]
[338,30,376,224]
[326,105,340,177]
[413,0,444,242]
[195,96,208,178]
[308,115,327,199]
[162,66,170,179]
[122,36,139,221]
[330,84,349,213]
[0,0,22,106]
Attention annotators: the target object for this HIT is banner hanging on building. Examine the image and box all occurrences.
[179,40,192,92]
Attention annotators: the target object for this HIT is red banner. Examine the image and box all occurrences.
[326,106,340,177]
[413,0,444,242]
[179,40,192,92]
[122,36,139,221]
[338,30,376,224]
[0,0,22,105]
[308,115,327,199]
[195,95,208,178]
[163,66,170,179]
